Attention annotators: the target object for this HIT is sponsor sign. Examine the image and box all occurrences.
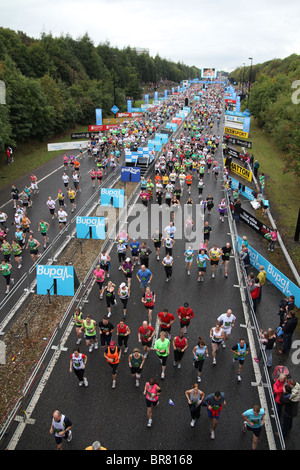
[224,127,249,139]
[37,265,75,296]
[226,159,252,181]
[237,237,300,307]
[116,112,143,118]
[76,216,105,240]
[71,132,93,139]
[238,208,272,237]
[95,108,102,125]
[100,188,125,208]
[230,177,255,201]
[47,141,89,151]
[111,105,119,114]
[88,125,119,132]
[127,100,132,113]
[223,136,252,149]
[121,166,141,183]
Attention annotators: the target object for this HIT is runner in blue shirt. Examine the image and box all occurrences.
[242,405,265,450]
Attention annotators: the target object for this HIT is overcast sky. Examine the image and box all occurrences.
[1,0,300,72]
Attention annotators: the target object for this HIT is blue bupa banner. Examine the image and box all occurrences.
[95,109,102,125]
[237,237,300,307]
[121,166,141,183]
[76,216,105,240]
[37,265,75,296]
[243,116,251,133]
[101,188,125,208]
[127,100,132,113]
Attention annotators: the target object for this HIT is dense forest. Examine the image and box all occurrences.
[229,54,300,177]
[0,28,201,151]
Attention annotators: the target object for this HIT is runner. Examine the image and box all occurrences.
[141,286,156,326]
[143,378,161,428]
[196,249,210,282]
[0,259,13,294]
[121,257,133,291]
[128,348,145,387]
[57,189,66,208]
[209,244,221,278]
[11,240,22,269]
[162,251,173,282]
[118,282,130,319]
[98,316,115,349]
[26,234,40,262]
[210,321,225,365]
[203,391,226,440]
[184,245,194,275]
[218,198,226,222]
[81,314,98,353]
[38,219,50,249]
[93,264,105,299]
[30,173,39,194]
[57,207,68,231]
[185,383,205,427]
[116,319,130,353]
[50,410,73,450]
[46,196,56,219]
[231,338,249,382]
[103,281,117,318]
[221,242,233,278]
[177,302,195,335]
[73,307,84,345]
[193,337,209,382]
[99,250,111,278]
[136,265,153,293]
[157,308,175,340]
[69,347,88,387]
[242,405,265,450]
[129,238,140,266]
[151,230,163,261]
[138,320,154,358]
[104,340,121,389]
[217,309,236,348]
[153,331,170,379]
[172,333,188,369]
[117,240,127,270]
[67,187,76,213]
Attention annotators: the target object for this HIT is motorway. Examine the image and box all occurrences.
[0,87,299,453]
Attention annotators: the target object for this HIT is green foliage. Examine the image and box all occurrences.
[0,27,201,153]
[230,54,300,177]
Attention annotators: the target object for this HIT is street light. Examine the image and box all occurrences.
[112,54,117,106]
[242,62,245,95]
[247,57,253,108]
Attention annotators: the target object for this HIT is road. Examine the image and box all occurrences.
[1,86,298,453]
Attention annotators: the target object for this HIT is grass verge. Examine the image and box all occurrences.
[244,117,300,275]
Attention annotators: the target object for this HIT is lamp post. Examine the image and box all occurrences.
[112,54,117,106]
[242,62,245,95]
[247,57,253,108]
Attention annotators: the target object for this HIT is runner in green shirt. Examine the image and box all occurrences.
[154,331,170,380]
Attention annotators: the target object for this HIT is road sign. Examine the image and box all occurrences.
[111,105,119,114]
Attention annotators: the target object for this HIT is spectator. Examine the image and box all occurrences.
[279,311,298,355]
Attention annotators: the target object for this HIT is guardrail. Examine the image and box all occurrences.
[223,159,286,450]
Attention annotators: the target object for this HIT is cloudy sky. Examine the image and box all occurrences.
[1,0,300,72]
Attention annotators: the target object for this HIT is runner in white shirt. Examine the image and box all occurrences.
[57,207,68,230]
[217,309,236,348]
[46,197,56,219]
[62,172,69,188]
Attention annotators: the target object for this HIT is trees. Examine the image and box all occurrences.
[230,55,300,178]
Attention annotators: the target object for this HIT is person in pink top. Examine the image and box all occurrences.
[93,264,105,299]
[268,229,278,252]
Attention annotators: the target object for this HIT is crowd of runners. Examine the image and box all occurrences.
[2,81,299,451]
